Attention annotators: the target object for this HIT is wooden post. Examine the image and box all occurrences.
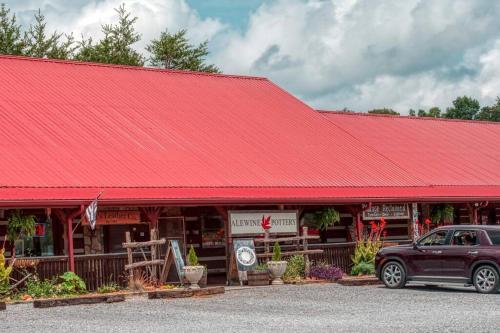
[67,216,75,272]
[303,227,310,277]
[125,231,133,285]
[264,230,270,262]
[151,229,158,281]
[355,211,362,241]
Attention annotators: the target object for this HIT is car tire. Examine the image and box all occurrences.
[381,261,406,289]
[473,265,499,294]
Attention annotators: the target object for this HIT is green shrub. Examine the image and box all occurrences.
[253,263,268,272]
[283,255,305,280]
[350,240,380,276]
[55,272,86,295]
[187,245,199,266]
[271,242,282,261]
[97,282,120,294]
[0,249,13,295]
[26,277,55,298]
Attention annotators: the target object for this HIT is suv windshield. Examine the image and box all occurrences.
[418,230,448,246]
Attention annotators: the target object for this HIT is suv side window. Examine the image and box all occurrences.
[486,230,500,245]
[418,230,448,246]
[450,230,479,246]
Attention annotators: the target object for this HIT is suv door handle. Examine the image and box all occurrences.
[431,250,442,254]
[468,251,478,255]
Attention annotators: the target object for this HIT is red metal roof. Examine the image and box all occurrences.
[321,111,500,199]
[0,55,499,205]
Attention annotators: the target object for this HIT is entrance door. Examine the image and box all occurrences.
[158,217,186,257]
[407,229,450,277]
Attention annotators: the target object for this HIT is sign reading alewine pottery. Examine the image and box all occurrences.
[362,204,410,220]
[233,239,257,271]
[82,210,141,225]
[229,210,298,235]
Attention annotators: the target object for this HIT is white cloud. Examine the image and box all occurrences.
[6,0,500,113]
[210,0,500,113]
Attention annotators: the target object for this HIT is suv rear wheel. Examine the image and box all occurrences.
[382,261,406,289]
[473,265,499,294]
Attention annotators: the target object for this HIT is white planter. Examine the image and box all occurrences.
[267,261,288,285]
[183,265,204,289]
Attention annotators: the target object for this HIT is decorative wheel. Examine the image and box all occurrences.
[473,266,499,294]
[382,262,406,289]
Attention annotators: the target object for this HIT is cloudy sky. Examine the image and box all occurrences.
[5,0,500,113]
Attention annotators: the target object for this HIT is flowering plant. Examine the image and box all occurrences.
[351,218,387,276]
[310,263,343,281]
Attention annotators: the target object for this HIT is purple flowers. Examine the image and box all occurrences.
[310,264,343,281]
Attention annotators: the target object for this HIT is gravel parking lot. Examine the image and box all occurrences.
[2,284,499,333]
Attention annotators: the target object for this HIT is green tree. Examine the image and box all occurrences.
[476,97,500,122]
[410,107,441,118]
[0,3,24,55]
[75,4,144,66]
[23,9,75,59]
[367,108,400,115]
[444,96,480,120]
[146,29,220,73]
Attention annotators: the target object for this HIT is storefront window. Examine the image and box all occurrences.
[18,216,54,257]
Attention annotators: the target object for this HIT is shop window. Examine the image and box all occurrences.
[17,216,54,257]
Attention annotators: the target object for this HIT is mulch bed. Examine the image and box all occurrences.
[336,275,382,286]
[33,294,125,309]
[148,286,225,299]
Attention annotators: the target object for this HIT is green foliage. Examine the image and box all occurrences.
[367,108,400,115]
[351,240,381,276]
[431,204,454,225]
[444,96,480,120]
[476,97,500,122]
[271,241,282,261]
[254,263,268,272]
[75,4,144,66]
[187,245,199,266]
[0,248,13,295]
[26,277,55,298]
[0,3,24,55]
[55,272,86,295]
[23,9,75,59]
[315,207,341,231]
[283,255,305,280]
[146,29,220,73]
[409,107,441,118]
[97,282,120,294]
[7,210,36,243]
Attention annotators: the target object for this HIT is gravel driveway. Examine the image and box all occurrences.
[2,284,499,332]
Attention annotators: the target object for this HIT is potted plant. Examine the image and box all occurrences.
[266,242,287,285]
[183,246,204,289]
[247,263,269,286]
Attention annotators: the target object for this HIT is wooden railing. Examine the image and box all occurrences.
[10,242,359,290]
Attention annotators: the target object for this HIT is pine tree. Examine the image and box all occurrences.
[75,4,144,66]
[0,3,24,55]
[146,29,220,73]
[23,9,75,59]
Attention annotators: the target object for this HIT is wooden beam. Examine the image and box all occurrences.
[122,239,166,248]
[125,260,164,271]
[257,249,323,258]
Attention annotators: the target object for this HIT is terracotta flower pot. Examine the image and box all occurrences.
[267,261,288,285]
[183,266,204,289]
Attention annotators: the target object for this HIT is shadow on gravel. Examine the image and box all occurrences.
[404,285,499,294]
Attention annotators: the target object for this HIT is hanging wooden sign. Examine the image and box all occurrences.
[362,204,410,220]
[82,210,141,226]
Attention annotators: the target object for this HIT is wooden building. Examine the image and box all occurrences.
[0,55,499,288]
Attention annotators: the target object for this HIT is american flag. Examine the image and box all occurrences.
[85,195,99,230]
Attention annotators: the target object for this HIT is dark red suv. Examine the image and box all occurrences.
[375,225,500,293]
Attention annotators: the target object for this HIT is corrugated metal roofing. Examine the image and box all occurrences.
[321,111,500,189]
[0,55,498,204]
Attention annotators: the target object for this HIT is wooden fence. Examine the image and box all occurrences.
[11,242,358,290]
